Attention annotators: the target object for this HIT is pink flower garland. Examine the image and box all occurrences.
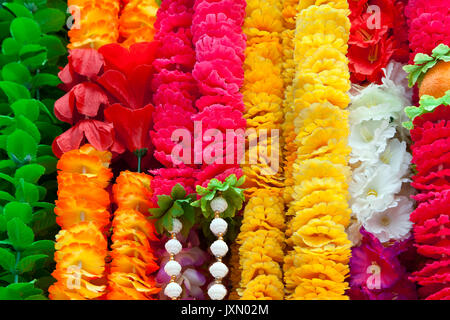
[191,0,247,187]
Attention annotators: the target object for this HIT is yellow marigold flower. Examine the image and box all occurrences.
[119,0,158,47]
[289,285,349,300]
[244,0,283,34]
[292,158,350,183]
[238,229,285,262]
[293,245,351,264]
[282,0,300,28]
[292,217,352,248]
[298,0,349,10]
[241,275,285,300]
[240,253,282,287]
[67,0,120,49]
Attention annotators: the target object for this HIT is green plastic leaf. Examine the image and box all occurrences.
[16,115,41,142]
[413,53,433,65]
[1,37,20,56]
[10,17,41,45]
[0,215,6,232]
[0,81,31,102]
[34,8,65,33]
[10,99,40,122]
[31,73,60,88]
[7,218,34,251]
[15,180,40,203]
[38,35,65,61]
[3,3,33,18]
[3,202,32,224]
[0,248,15,272]
[1,62,31,85]
[17,254,47,273]
[170,183,186,200]
[25,294,47,300]
[15,164,45,183]
[35,156,56,174]
[0,191,15,202]
[169,201,184,217]
[7,282,42,299]
[22,240,54,257]
[19,44,47,69]
[431,43,450,58]
[156,195,173,211]
[6,129,37,163]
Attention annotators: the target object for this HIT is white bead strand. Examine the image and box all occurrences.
[207,196,229,300]
[164,218,183,300]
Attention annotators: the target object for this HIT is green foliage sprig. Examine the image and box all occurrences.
[403,90,450,129]
[0,0,67,300]
[149,184,197,237]
[403,44,450,87]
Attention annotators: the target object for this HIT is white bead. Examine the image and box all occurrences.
[165,239,182,255]
[208,283,227,300]
[209,262,229,279]
[164,282,182,298]
[209,218,227,236]
[170,218,182,234]
[210,240,228,257]
[210,196,228,213]
[164,260,181,277]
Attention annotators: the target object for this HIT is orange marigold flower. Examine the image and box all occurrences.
[113,171,153,214]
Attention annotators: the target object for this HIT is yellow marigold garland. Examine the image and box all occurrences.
[283,0,352,300]
[49,144,113,300]
[235,0,286,300]
[107,171,161,299]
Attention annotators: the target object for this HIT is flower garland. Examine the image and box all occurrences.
[190,0,247,300]
[347,0,409,84]
[49,145,112,299]
[402,0,450,300]
[233,0,286,300]
[283,1,352,300]
[67,0,159,49]
[346,62,418,300]
[107,171,161,299]
[53,43,158,165]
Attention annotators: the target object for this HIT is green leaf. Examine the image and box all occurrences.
[34,8,65,33]
[3,202,32,224]
[35,156,56,174]
[413,53,433,64]
[0,172,16,185]
[0,248,15,272]
[7,218,34,251]
[6,129,37,163]
[25,294,47,300]
[0,81,31,102]
[1,38,20,56]
[16,115,41,142]
[1,62,31,85]
[15,164,45,184]
[15,180,40,203]
[170,183,186,200]
[431,43,450,58]
[169,201,184,217]
[31,73,60,88]
[3,3,33,18]
[17,254,47,273]
[10,99,40,122]
[0,191,15,202]
[22,240,54,257]
[38,35,65,61]
[156,195,173,211]
[19,44,47,69]
[10,17,41,45]
[7,282,42,299]
[0,215,6,232]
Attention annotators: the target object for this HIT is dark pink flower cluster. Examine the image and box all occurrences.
[151,0,198,170]
[405,0,450,62]
[409,107,450,300]
[191,0,246,186]
[348,229,417,300]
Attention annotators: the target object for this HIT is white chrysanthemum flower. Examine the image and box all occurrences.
[350,164,403,222]
[363,196,414,243]
[379,138,412,180]
[382,61,413,101]
[349,119,396,164]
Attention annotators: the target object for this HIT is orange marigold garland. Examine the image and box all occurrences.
[67,0,121,49]
[107,171,161,299]
[49,144,113,300]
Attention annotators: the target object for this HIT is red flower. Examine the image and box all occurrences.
[349,13,389,48]
[52,120,124,158]
[349,34,394,83]
[104,103,154,153]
